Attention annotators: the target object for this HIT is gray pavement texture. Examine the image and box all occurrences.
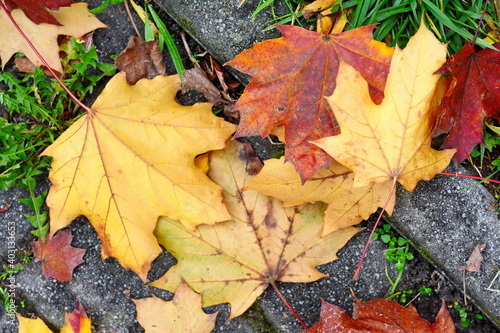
[0,0,499,332]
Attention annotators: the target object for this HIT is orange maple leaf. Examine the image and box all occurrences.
[33,229,85,282]
[227,24,393,181]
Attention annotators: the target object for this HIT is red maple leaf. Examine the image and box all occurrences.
[227,25,393,181]
[33,229,85,282]
[4,0,74,25]
[304,298,455,332]
[434,42,500,165]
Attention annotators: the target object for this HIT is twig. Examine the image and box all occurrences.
[180,31,200,68]
[486,270,500,292]
[124,0,142,39]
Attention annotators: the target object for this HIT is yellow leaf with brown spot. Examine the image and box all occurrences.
[134,283,217,333]
[246,157,394,236]
[0,3,106,72]
[313,23,456,191]
[42,73,235,281]
[151,140,359,319]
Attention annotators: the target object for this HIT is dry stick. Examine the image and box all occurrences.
[180,30,200,68]
[0,2,90,113]
[124,0,142,39]
[270,282,309,330]
[472,0,490,44]
[352,178,397,280]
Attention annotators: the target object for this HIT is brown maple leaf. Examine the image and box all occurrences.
[4,0,74,25]
[304,298,455,332]
[433,42,500,165]
[115,36,166,85]
[33,229,85,282]
[227,24,393,181]
[460,244,486,272]
[151,140,359,319]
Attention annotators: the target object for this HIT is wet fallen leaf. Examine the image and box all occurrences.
[0,3,106,72]
[33,229,85,282]
[227,24,393,181]
[304,298,455,332]
[60,301,91,333]
[313,23,456,191]
[134,282,218,333]
[181,67,223,103]
[461,244,486,272]
[4,0,74,25]
[151,140,359,318]
[42,73,235,281]
[115,35,166,85]
[433,42,500,165]
[246,157,394,236]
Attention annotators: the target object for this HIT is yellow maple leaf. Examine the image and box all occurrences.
[151,140,359,319]
[246,158,394,236]
[313,23,456,191]
[134,282,218,333]
[17,302,91,333]
[42,73,235,281]
[0,3,106,72]
[17,315,53,333]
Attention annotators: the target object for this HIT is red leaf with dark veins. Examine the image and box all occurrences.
[434,42,500,165]
[33,229,85,282]
[304,298,455,332]
[4,0,74,25]
[227,25,393,181]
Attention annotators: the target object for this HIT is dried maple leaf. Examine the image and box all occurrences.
[115,36,166,85]
[304,298,455,332]
[433,42,500,165]
[134,282,218,333]
[42,73,236,281]
[33,229,85,282]
[246,157,395,236]
[150,140,359,319]
[0,3,106,72]
[227,24,393,181]
[313,23,456,192]
[4,0,74,25]
[461,244,486,272]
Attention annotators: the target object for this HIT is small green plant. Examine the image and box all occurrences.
[251,0,309,29]
[0,39,116,240]
[373,223,415,301]
[0,257,30,310]
[88,0,124,15]
[452,303,484,328]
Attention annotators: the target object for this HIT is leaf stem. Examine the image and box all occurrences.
[0,2,90,113]
[439,172,500,184]
[270,282,309,330]
[352,177,397,280]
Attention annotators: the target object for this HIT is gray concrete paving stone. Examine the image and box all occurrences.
[1,0,499,331]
